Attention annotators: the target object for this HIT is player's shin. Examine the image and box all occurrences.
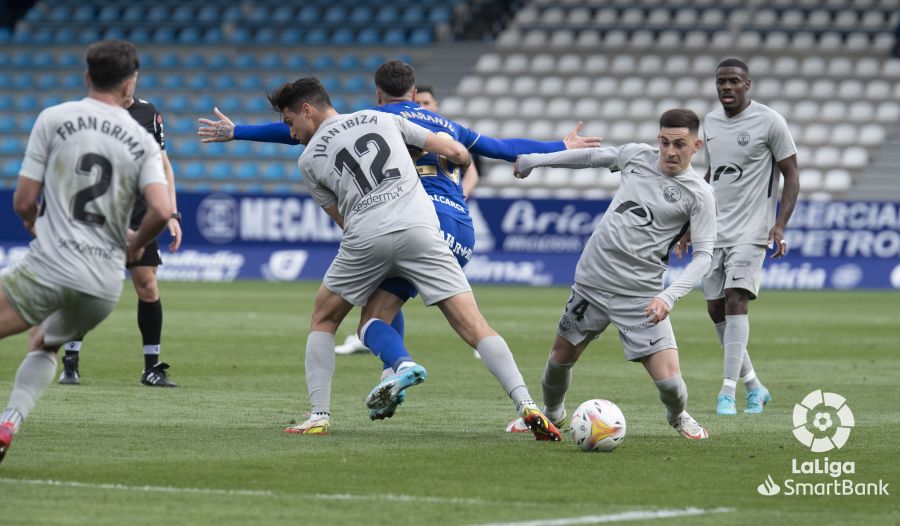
[655,374,687,426]
[361,318,413,371]
[476,336,534,411]
[721,315,749,397]
[306,331,336,417]
[2,350,57,433]
[541,357,574,421]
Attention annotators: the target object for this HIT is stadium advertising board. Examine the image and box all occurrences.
[1,190,898,289]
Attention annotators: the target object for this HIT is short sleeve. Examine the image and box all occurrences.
[767,112,796,162]
[19,109,52,182]
[393,114,430,150]
[688,186,717,252]
[299,155,337,209]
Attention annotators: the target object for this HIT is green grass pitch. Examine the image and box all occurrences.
[0,282,897,525]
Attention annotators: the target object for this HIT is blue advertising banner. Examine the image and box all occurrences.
[1,190,899,289]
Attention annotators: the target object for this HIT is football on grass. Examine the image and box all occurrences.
[570,399,626,452]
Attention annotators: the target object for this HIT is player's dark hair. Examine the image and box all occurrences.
[85,40,139,91]
[717,57,749,74]
[659,109,700,134]
[416,85,435,97]
[267,77,333,112]
[375,60,416,97]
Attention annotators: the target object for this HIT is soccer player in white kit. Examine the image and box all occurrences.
[270,78,561,441]
[0,40,173,463]
[700,58,800,415]
[509,109,716,440]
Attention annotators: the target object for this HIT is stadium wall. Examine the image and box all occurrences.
[1,190,898,290]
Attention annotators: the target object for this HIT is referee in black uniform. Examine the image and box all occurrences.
[59,94,183,387]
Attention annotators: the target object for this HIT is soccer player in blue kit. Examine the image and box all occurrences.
[198,60,601,431]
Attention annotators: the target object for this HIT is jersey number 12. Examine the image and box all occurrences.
[334,133,400,196]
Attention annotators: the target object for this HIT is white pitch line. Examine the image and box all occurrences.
[0,478,510,506]
[0,477,275,497]
[468,507,736,526]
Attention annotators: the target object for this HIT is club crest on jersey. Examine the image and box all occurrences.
[663,186,681,203]
[737,131,751,146]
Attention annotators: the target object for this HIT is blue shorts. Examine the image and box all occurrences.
[379,215,475,302]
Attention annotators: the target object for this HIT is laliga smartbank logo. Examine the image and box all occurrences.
[756,390,889,497]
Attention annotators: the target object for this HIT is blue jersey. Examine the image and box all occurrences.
[375,101,477,228]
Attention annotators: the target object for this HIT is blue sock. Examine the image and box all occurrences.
[362,319,412,371]
[390,310,405,338]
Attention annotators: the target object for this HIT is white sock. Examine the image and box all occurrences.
[4,351,58,433]
[305,332,336,415]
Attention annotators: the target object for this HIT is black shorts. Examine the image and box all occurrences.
[127,239,162,268]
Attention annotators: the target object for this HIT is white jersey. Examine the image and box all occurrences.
[299,110,439,245]
[574,144,717,297]
[19,97,166,301]
[703,101,796,247]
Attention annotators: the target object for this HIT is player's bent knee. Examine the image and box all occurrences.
[706,299,726,322]
[723,289,750,314]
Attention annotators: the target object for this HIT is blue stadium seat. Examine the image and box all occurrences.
[406,6,425,24]
[236,164,257,180]
[280,29,303,45]
[243,97,270,113]
[48,6,70,23]
[12,31,32,44]
[191,183,212,193]
[2,160,22,178]
[313,55,335,71]
[183,162,206,180]
[52,28,76,44]
[104,28,127,41]
[0,52,7,67]
[255,28,277,44]
[98,5,118,22]
[255,143,281,159]
[0,115,15,133]
[162,73,184,89]
[158,53,180,68]
[324,6,346,24]
[62,72,82,88]
[259,54,281,69]
[342,75,368,92]
[168,118,195,134]
[122,5,143,23]
[37,73,57,89]
[235,53,256,68]
[203,142,226,157]
[350,6,373,25]
[31,30,53,45]
[410,29,432,46]
[73,6,94,23]
[331,96,349,113]
[153,28,176,44]
[209,53,230,69]
[245,184,265,194]
[0,95,12,111]
[33,52,54,69]
[357,28,380,46]
[165,94,189,113]
[173,6,193,23]
[262,163,286,180]
[220,183,239,193]
[129,28,150,44]
[218,95,242,113]
[299,6,319,23]
[363,55,388,70]
[305,29,328,46]
[175,141,200,157]
[138,73,158,89]
[78,28,101,45]
[188,73,211,90]
[56,52,79,67]
[197,6,218,24]
[209,162,232,180]
[248,4,268,23]
[184,54,206,69]
[229,28,252,44]
[213,75,236,90]
[285,55,308,70]
[338,54,360,70]
[430,6,451,24]
[0,137,23,155]
[13,73,32,89]
[231,142,253,158]
[223,6,241,22]
[0,73,11,88]
[203,28,224,45]
[384,29,407,46]
[179,28,201,45]
[320,75,340,92]
[239,76,263,90]
[40,95,63,108]
[147,6,167,23]
[271,184,294,194]
[333,29,355,46]
[18,114,36,131]
[377,7,399,25]
[350,96,371,111]
[12,53,31,69]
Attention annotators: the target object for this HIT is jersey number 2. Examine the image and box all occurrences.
[334,133,400,196]
[71,153,112,227]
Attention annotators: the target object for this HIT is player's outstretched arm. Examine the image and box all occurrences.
[13,176,41,236]
[513,147,617,179]
[465,121,602,163]
[198,108,300,145]
[768,154,799,259]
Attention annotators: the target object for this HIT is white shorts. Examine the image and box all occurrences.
[0,263,117,347]
[324,226,472,307]
[702,244,766,300]
[556,284,677,362]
